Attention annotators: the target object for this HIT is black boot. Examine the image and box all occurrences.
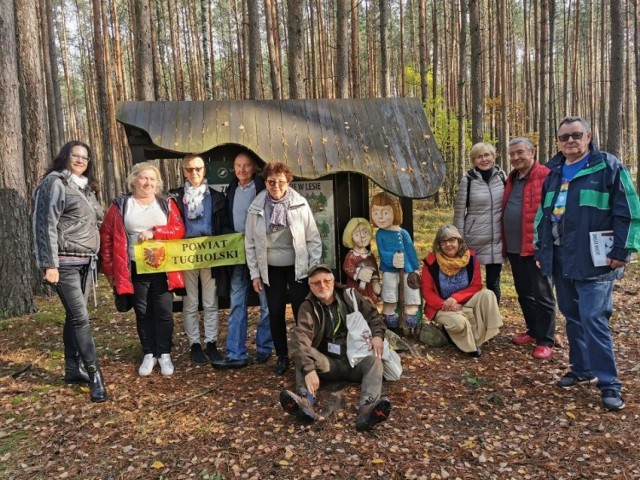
[85,364,108,403]
[64,356,91,384]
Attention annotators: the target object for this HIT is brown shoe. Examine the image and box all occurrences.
[355,397,391,431]
[279,390,317,424]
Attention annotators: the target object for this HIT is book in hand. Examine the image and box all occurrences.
[589,230,637,267]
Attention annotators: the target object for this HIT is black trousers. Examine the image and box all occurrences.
[131,263,174,356]
[507,254,557,346]
[56,264,99,366]
[484,263,503,304]
[264,265,310,357]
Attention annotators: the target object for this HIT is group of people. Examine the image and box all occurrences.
[452,116,640,411]
[33,115,639,423]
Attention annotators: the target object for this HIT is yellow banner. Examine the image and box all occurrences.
[133,233,246,273]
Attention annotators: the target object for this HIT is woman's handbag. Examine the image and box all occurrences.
[113,288,134,313]
[345,288,402,381]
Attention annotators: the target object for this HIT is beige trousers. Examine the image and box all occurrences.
[433,289,502,352]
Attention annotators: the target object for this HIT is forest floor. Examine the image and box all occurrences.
[1,218,639,479]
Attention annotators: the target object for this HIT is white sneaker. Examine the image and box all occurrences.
[138,354,157,376]
[158,353,174,376]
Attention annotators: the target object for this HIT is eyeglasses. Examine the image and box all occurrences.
[184,167,204,173]
[267,179,288,187]
[71,153,90,163]
[309,278,333,287]
[439,238,459,246]
[558,132,585,142]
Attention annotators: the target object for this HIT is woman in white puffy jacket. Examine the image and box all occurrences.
[453,142,506,303]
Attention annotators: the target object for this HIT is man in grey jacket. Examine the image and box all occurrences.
[279,264,391,431]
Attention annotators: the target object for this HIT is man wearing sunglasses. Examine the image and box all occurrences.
[535,116,640,411]
[279,264,392,431]
[171,154,231,366]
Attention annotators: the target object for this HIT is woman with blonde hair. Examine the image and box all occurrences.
[421,225,502,357]
[453,142,506,303]
[100,162,185,376]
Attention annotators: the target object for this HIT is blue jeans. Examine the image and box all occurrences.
[56,264,99,366]
[225,265,272,361]
[554,274,622,392]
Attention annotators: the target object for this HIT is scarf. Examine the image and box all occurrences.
[435,250,471,277]
[70,173,88,189]
[266,188,291,230]
[183,179,209,220]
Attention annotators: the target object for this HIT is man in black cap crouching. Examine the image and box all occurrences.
[279,264,391,431]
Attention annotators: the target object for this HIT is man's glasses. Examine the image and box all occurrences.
[267,179,287,187]
[309,278,333,287]
[558,132,584,142]
[71,153,90,163]
[184,167,204,173]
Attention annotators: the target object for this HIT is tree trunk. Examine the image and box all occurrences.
[635,0,640,186]
[351,0,360,98]
[418,0,428,103]
[15,0,50,196]
[287,0,305,98]
[168,0,185,99]
[379,0,389,97]
[335,0,348,98]
[264,0,282,99]
[606,0,623,156]
[247,0,263,99]
[0,0,35,317]
[135,0,155,100]
[457,0,468,179]
[469,0,483,143]
[40,0,63,154]
[537,0,549,162]
[201,0,212,99]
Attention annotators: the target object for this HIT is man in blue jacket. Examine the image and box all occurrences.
[535,116,640,411]
[213,150,273,369]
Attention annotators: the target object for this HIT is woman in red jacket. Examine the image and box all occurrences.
[100,163,185,377]
[421,225,502,357]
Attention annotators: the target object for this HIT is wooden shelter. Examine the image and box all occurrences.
[116,98,445,279]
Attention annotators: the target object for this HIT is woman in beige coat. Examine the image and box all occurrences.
[453,143,506,303]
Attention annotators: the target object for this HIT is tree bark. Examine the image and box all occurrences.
[247,0,262,99]
[469,0,483,143]
[418,0,428,103]
[379,0,389,97]
[351,0,360,98]
[135,0,155,100]
[335,0,349,98]
[264,0,282,99]
[15,0,50,196]
[40,0,63,154]
[457,0,468,179]
[0,0,35,317]
[287,0,305,98]
[606,0,623,156]
[537,0,549,162]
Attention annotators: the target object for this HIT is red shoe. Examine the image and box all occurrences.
[511,333,536,345]
[533,345,553,360]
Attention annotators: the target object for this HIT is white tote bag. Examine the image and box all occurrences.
[345,289,402,381]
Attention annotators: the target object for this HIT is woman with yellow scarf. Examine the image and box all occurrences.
[420,225,502,356]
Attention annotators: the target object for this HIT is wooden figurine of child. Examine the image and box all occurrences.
[370,192,420,330]
[342,217,381,304]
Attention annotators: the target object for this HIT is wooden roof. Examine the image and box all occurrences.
[116,98,445,198]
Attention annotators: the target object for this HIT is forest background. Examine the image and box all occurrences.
[1,0,639,318]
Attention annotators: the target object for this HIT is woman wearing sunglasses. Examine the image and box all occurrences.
[244,162,322,375]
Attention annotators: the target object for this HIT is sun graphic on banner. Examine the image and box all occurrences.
[143,243,168,270]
